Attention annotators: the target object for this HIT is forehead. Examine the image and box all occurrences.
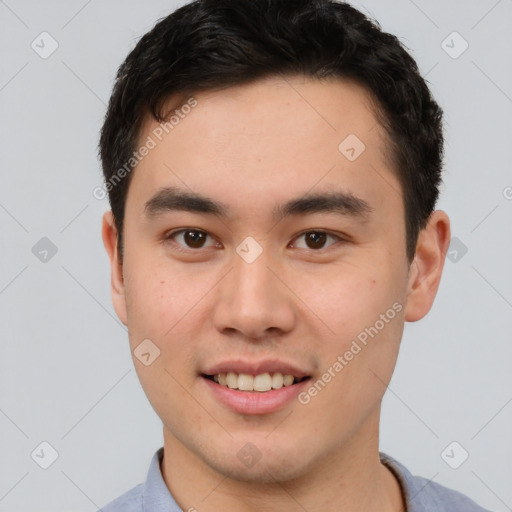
[127,76,399,219]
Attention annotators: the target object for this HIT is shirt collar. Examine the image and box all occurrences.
[142,447,182,511]
[380,452,437,512]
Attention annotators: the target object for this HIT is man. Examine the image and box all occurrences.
[98,0,490,510]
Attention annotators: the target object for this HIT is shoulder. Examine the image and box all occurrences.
[98,483,144,512]
[409,475,492,511]
[380,453,492,512]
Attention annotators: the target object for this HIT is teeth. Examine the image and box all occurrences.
[272,372,283,389]
[211,372,302,392]
[283,374,294,386]
[254,373,272,392]
[238,373,254,391]
[226,372,238,389]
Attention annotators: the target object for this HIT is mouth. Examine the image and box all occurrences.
[202,372,310,392]
[200,360,313,414]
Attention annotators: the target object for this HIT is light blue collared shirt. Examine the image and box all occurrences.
[99,447,491,511]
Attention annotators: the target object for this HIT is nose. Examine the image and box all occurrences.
[212,247,296,341]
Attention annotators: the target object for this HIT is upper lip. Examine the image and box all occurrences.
[202,359,311,378]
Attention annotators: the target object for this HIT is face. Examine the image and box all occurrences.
[103,76,447,483]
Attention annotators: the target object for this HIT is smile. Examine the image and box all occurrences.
[203,372,309,392]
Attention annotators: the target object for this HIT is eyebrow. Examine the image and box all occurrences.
[143,186,374,221]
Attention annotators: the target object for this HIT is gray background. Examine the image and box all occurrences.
[0,0,511,511]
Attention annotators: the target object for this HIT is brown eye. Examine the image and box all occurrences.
[183,230,207,248]
[292,231,341,250]
[167,229,218,250]
[305,232,327,249]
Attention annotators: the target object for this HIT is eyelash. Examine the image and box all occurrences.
[164,228,346,254]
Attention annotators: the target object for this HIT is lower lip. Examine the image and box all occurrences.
[201,376,311,415]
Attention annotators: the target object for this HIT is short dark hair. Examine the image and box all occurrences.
[99,0,444,263]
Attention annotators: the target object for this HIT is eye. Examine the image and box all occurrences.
[165,229,220,250]
[290,230,342,250]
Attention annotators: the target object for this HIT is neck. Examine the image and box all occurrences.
[160,414,405,512]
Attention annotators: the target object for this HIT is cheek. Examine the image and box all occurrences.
[123,261,204,411]
[123,256,214,386]
[293,261,406,401]
[123,255,201,337]
[295,262,404,342]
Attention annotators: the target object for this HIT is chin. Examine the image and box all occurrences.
[200,442,316,484]
[218,458,308,484]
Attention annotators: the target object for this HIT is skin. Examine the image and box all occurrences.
[102,76,451,511]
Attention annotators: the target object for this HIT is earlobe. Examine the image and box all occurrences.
[101,211,128,325]
[404,210,451,322]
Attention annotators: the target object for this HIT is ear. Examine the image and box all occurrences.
[405,210,451,322]
[101,211,128,325]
